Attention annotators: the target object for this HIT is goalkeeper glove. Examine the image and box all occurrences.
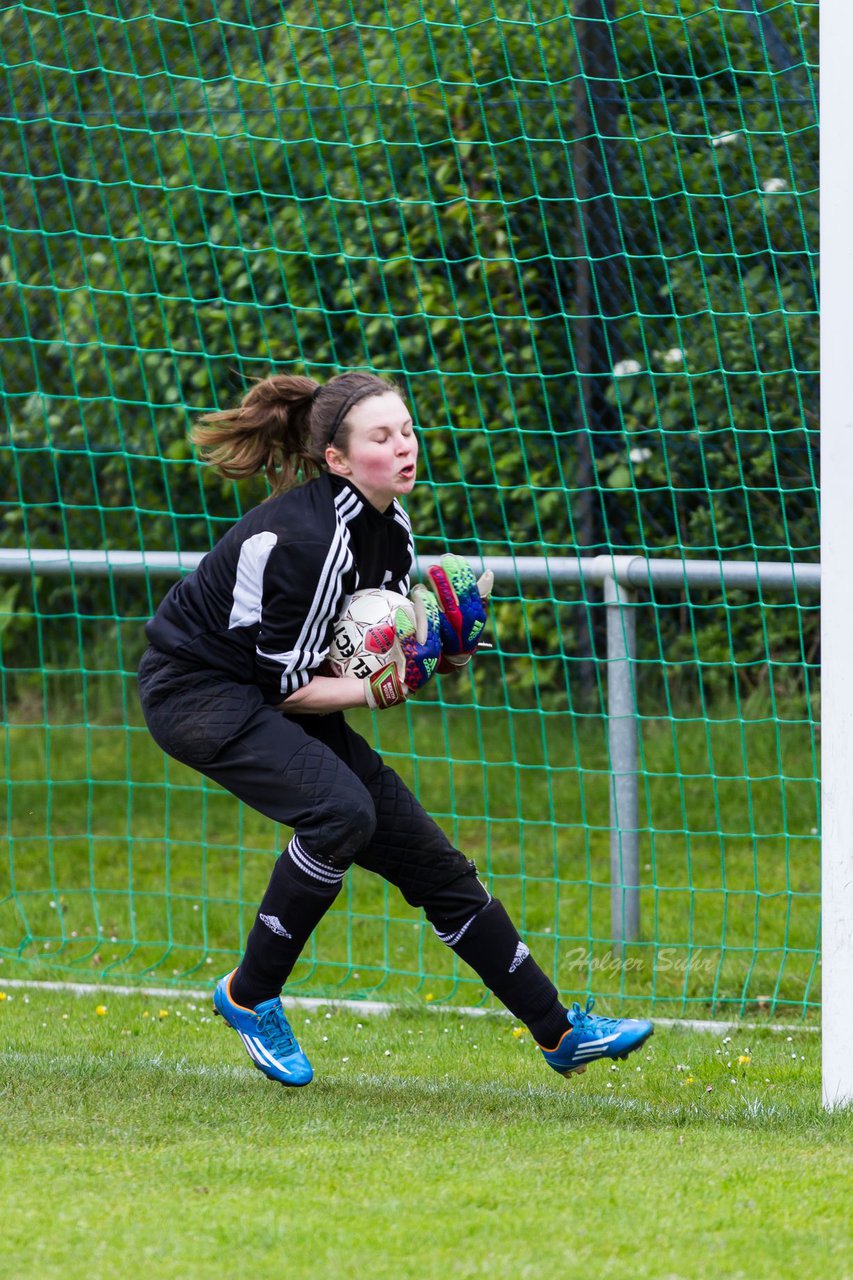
[395,584,441,691]
[364,661,408,710]
[363,586,441,709]
[425,554,494,669]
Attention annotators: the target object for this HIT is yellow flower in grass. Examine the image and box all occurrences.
[158,1009,170,1020]
[512,1027,526,1039]
[95,1005,107,1017]
[424,993,434,1002]
[738,1054,751,1065]
[0,992,7,1002]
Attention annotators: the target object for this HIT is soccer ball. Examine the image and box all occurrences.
[327,587,414,680]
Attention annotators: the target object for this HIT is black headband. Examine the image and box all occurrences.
[324,385,383,447]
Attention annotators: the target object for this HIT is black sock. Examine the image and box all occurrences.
[230,837,345,1007]
[441,898,569,1048]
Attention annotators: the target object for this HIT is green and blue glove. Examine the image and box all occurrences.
[426,554,494,670]
[395,584,441,691]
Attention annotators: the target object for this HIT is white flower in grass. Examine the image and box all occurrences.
[613,358,642,378]
[762,178,788,193]
[629,447,652,464]
[711,131,741,148]
[663,347,684,364]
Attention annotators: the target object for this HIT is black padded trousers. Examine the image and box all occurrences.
[138,648,567,1038]
[137,646,487,922]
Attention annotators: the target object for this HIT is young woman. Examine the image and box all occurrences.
[138,371,652,1086]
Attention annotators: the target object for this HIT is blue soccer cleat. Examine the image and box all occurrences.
[539,998,653,1077]
[213,970,313,1086]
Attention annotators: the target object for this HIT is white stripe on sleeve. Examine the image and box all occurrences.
[228,531,279,629]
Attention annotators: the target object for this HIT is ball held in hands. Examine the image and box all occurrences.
[358,586,441,709]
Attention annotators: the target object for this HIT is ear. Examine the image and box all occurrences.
[325,446,351,477]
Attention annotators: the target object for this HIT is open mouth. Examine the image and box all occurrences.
[399,465,416,480]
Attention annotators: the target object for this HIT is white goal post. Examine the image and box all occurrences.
[820,0,853,1109]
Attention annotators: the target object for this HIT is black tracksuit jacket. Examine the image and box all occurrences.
[145,473,414,704]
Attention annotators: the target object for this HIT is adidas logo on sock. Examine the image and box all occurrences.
[259,913,292,939]
[509,941,530,973]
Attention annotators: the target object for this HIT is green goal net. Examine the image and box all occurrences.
[0,1,819,1018]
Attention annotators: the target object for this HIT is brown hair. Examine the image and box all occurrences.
[190,371,402,495]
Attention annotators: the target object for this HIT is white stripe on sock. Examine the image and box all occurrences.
[433,897,491,948]
[288,837,345,885]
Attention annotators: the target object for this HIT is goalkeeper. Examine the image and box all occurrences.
[138,370,652,1087]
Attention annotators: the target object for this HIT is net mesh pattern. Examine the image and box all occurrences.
[0,2,819,1017]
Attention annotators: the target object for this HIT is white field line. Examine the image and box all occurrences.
[0,1052,807,1118]
[0,978,819,1034]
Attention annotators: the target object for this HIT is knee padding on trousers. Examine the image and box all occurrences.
[298,790,377,870]
[420,865,491,937]
[283,740,377,866]
[324,794,377,869]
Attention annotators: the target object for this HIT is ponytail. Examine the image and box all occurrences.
[191,370,401,496]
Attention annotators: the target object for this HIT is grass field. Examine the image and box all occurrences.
[0,692,842,1279]
[0,984,849,1280]
[2,693,821,1017]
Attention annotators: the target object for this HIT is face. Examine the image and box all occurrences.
[325,392,418,511]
